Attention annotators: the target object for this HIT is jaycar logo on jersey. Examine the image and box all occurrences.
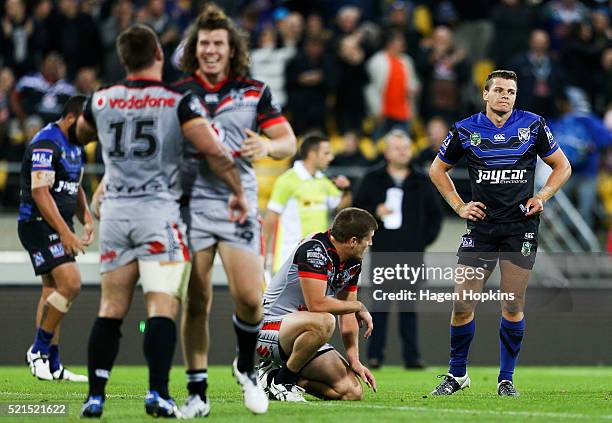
[31,149,54,169]
[109,95,176,109]
[476,169,527,184]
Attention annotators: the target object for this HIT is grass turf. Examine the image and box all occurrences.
[0,366,611,422]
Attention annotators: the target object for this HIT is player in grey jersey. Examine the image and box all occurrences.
[75,25,247,419]
[174,4,297,417]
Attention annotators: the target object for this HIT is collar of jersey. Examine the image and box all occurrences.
[194,70,229,92]
[293,161,324,180]
[478,109,517,130]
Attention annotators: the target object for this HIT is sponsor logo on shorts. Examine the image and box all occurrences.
[48,233,59,242]
[462,237,474,248]
[48,243,65,258]
[31,149,54,170]
[521,241,532,256]
[54,180,79,195]
[33,251,45,267]
[524,232,535,240]
[108,95,176,109]
[101,250,117,262]
[476,169,527,184]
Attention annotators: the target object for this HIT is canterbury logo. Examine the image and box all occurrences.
[109,95,176,109]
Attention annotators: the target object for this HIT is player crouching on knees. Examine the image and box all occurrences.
[256,208,378,401]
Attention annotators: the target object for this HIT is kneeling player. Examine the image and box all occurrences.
[18,95,92,382]
[256,208,378,401]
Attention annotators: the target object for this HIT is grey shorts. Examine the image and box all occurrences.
[256,317,335,366]
[184,200,262,254]
[100,217,190,273]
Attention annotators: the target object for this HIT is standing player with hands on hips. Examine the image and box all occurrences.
[174,4,296,417]
[429,70,571,397]
[19,95,92,383]
[75,24,247,418]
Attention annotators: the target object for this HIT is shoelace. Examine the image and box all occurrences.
[499,382,517,395]
[434,375,458,394]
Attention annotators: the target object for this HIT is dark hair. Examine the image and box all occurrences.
[61,95,87,118]
[299,131,329,159]
[484,69,517,91]
[179,3,250,78]
[116,24,160,72]
[330,208,378,242]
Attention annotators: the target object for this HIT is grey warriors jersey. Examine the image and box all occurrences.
[263,232,361,318]
[174,75,287,206]
[83,79,205,219]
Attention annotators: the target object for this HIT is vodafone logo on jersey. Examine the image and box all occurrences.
[93,94,107,110]
[108,95,176,109]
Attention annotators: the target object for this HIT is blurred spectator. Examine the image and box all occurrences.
[550,91,612,228]
[540,0,589,50]
[45,0,102,79]
[74,67,98,95]
[331,130,371,168]
[490,0,535,68]
[333,5,361,39]
[452,0,494,65]
[0,68,15,146]
[276,11,304,48]
[365,31,420,140]
[9,52,75,131]
[285,34,333,134]
[383,1,422,58]
[100,0,135,82]
[511,29,565,118]
[354,130,442,369]
[591,9,611,48]
[251,25,296,109]
[416,26,468,122]
[304,13,332,43]
[137,0,180,79]
[0,0,41,77]
[594,48,612,116]
[334,34,369,134]
[413,116,449,171]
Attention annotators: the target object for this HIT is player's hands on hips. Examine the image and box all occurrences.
[332,175,351,190]
[82,221,95,246]
[241,128,269,161]
[524,197,544,216]
[350,360,378,392]
[228,192,249,224]
[60,230,85,256]
[356,303,373,339]
[458,201,486,221]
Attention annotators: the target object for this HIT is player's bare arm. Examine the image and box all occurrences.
[76,186,95,246]
[31,171,84,256]
[300,277,362,315]
[262,210,280,270]
[429,156,486,221]
[241,122,297,161]
[90,174,106,220]
[525,149,572,216]
[337,290,377,392]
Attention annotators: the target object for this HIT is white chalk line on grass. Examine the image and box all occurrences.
[317,402,612,420]
[2,392,611,420]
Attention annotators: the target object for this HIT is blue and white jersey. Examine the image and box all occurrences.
[438,110,559,223]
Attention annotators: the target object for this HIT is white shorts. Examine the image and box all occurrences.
[256,317,335,366]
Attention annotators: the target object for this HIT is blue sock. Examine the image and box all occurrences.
[499,317,525,382]
[49,345,61,373]
[32,328,54,355]
[449,320,475,377]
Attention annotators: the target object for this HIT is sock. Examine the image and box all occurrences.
[232,314,262,373]
[88,317,122,398]
[275,366,299,386]
[186,369,208,400]
[32,328,53,355]
[448,319,475,377]
[499,317,525,383]
[143,317,176,399]
[49,345,61,373]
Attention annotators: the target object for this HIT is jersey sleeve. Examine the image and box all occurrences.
[177,92,207,125]
[29,139,59,172]
[294,240,328,281]
[437,125,464,164]
[256,86,287,129]
[82,94,97,129]
[535,117,559,158]
[343,265,362,292]
[267,173,294,214]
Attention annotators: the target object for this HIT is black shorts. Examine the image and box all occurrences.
[457,219,539,271]
[18,219,75,276]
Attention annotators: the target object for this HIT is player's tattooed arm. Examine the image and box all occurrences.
[525,149,571,216]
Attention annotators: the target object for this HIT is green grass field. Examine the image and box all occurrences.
[1,366,611,422]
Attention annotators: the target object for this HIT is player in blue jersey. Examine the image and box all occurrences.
[429,70,571,396]
[18,95,93,382]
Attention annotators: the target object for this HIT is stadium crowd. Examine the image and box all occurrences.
[0,0,611,236]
